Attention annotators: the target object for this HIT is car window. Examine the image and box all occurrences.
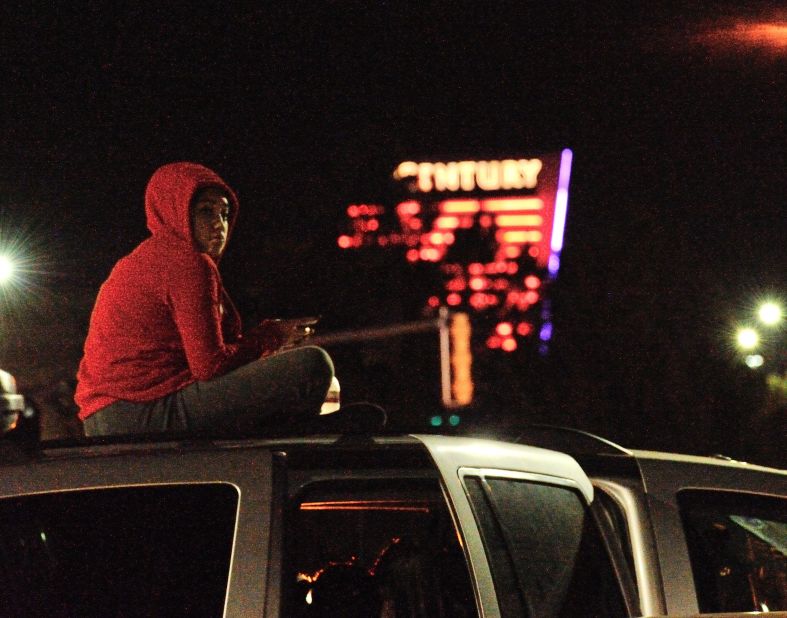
[283,477,476,617]
[0,483,238,617]
[463,474,627,618]
[678,489,787,613]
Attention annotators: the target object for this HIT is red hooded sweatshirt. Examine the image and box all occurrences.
[76,162,280,420]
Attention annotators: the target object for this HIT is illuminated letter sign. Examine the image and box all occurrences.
[394,159,543,193]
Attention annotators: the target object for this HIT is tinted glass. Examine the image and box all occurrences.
[464,475,627,618]
[284,478,476,617]
[678,489,787,613]
[0,483,238,617]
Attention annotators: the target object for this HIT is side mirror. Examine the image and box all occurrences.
[0,369,25,435]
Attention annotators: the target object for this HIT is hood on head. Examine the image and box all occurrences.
[144,162,240,250]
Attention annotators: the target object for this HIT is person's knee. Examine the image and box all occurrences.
[300,346,334,389]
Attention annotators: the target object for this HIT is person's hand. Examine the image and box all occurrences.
[255,317,318,350]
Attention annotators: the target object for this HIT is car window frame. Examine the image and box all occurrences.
[0,444,275,617]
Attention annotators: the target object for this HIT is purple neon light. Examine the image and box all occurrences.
[548,148,573,276]
[539,321,553,341]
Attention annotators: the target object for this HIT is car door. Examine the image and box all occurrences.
[415,434,630,618]
[0,443,274,617]
[634,455,787,615]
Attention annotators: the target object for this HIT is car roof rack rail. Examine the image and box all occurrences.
[512,424,632,457]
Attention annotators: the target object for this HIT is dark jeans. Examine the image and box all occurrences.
[83,346,334,437]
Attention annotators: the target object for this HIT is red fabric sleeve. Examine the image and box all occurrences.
[168,255,280,380]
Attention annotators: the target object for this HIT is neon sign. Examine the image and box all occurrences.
[394,158,543,192]
[338,150,573,353]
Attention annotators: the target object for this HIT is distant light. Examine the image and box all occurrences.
[517,322,533,336]
[0,255,16,284]
[430,415,443,427]
[547,254,560,276]
[549,148,573,254]
[758,301,782,326]
[448,414,461,426]
[495,322,513,337]
[495,214,543,227]
[696,20,787,55]
[745,354,765,369]
[501,337,517,352]
[736,327,759,350]
[539,322,553,342]
[547,148,573,277]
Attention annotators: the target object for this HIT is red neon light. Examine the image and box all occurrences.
[406,249,419,262]
[397,201,421,216]
[482,197,543,212]
[495,214,543,227]
[503,245,521,259]
[524,275,541,289]
[495,230,543,244]
[469,293,487,310]
[524,290,540,304]
[517,322,533,336]
[496,322,513,336]
[501,337,517,352]
[337,235,352,249]
[434,216,460,229]
[439,199,480,214]
[486,335,501,349]
[469,276,487,291]
[468,262,484,275]
[446,277,466,292]
[446,293,462,306]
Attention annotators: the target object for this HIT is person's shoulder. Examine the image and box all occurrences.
[139,237,215,269]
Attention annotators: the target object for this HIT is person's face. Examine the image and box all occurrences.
[191,187,230,259]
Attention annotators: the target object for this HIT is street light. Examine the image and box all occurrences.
[757,301,782,326]
[736,327,759,351]
[0,255,15,285]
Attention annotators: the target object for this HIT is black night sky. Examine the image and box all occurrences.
[1,3,784,464]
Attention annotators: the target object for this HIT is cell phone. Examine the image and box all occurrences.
[266,316,320,327]
[293,316,320,327]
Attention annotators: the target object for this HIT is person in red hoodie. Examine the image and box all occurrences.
[76,162,334,436]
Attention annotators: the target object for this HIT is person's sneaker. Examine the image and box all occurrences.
[320,376,341,415]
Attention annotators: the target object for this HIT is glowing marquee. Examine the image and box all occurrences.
[394,158,543,193]
[338,149,573,353]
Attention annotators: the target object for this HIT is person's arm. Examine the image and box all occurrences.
[169,255,281,380]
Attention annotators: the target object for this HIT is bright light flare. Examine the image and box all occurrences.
[757,301,782,326]
[745,354,765,369]
[0,255,15,284]
[698,20,787,53]
[736,327,759,350]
